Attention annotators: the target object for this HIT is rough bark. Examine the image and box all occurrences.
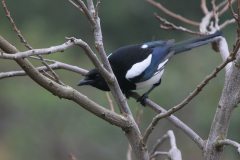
[203,58,240,159]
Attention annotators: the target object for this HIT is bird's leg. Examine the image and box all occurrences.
[137,79,161,107]
[125,90,130,99]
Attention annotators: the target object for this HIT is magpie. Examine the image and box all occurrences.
[78,32,222,106]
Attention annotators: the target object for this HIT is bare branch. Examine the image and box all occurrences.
[199,12,213,33]
[154,13,203,35]
[2,0,32,50]
[216,139,240,153]
[69,1,145,159]
[150,151,168,159]
[2,0,64,85]
[129,91,204,149]
[69,153,77,160]
[67,0,85,14]
[219,18,236,29]
[146,0,200,26]
[218,37,232,72]
[201,0,209,15]
[218,0,235,17]
[127,144,132,160]
[149,133,168,155]
[105,92,114,112]
[149,131,182,160]
[142,39,237,145]
[0,35,131,129]
[228,0,238,21]
[211,0,217,18]
[72,0,131,116]
[95,0,100,19]
[0,62,88,79]
[0,38,114,83]
[74,0,95,26]
[42,70,56,81]
[167,130,182,160]
[0,40,74,59]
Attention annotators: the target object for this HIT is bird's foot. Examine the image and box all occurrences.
[125,90,131,99]
[137,94,148,107]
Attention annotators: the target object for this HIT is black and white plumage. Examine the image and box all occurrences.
[78,32,222,106]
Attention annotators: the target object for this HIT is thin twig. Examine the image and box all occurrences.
[201,0,209,15]
[2,0,32,50]
[74,0,95,26]
[228,0,238,21]
[69,153,77,160]
[149,133,169,155]
[2,0,64,85]
[42,70,56,81]
[67,0,85,14]
[211,0,217,18]
[105,92,114,112]
[219,18,236,30]
[150,151,168,159]
[146,0,200,26]
[149,131,182,160]
[218,0,235,17]
[29,56,55,62]
[95,0,100,19]
[0,62,88,79]
[154,13,203,35]
[127,144,132,160]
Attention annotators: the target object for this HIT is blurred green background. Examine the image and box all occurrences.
[0,0,239,160]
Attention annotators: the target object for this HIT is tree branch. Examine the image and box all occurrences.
[0,62,88,79]
[2,0,64,85]
[146,0,200,26]
[0,35,131,129]
[70,1,146,159]
[129,91,204,149]
[154,13,203,35]
[149,131,182,160]
[149,133,168,156]
[201,0,209,15]
[216,139,240,153]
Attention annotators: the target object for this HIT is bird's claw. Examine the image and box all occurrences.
[125,90,131,99]
[137,94,148,107]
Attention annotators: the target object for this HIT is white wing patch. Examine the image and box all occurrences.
[126,54,152,80]
[141,44,148,48]
[158,59,168,70]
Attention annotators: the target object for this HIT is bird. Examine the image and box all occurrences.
[77,32,222,106]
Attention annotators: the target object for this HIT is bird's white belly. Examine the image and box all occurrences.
[135,70,164,90]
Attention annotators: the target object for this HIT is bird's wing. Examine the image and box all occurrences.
[108,40,175,84]
[128,40,175,83]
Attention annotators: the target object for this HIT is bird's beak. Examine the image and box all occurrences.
[77,77,95,86]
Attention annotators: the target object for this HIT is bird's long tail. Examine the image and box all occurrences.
[170,32,223,54]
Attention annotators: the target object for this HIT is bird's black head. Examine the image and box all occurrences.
[77,68,110,91]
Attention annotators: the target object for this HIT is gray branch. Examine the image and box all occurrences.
[0,35,131,131]
[203,47,240,159]
[216,139,240,153]
[149,131,182,160]
[129,91,204,149]
[0,62,88,79]
[71,1,146,159]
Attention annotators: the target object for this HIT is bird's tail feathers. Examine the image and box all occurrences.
[170,31,222,54]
